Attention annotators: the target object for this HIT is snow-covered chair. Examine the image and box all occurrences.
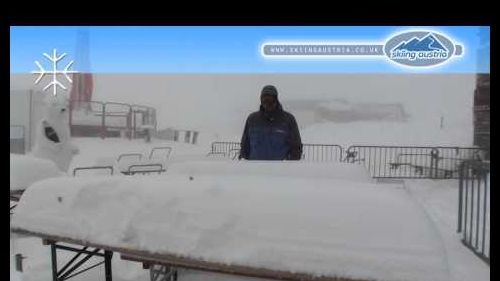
[116,146,171,175]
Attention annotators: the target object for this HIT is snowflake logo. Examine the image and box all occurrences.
[32,49,79,96]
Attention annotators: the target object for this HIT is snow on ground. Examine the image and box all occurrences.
[10,154,64,190]
[167,160,373,183]
[404,180,490,281]
[10,137,489,281]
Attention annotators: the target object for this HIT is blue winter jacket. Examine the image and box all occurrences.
[239,102,302,160]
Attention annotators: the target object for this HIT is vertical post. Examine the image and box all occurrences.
[104,250,113,281]
[132,110,136,139]
[368,147,372,177]
[69,96,73,137]
[192,131,198,144]
[128,106,132,140]
[476,170,481,248]
[383,147,387,177]
[153,108,157,132]
[15,254,23,272]
[377,147,381,178]
[458,161,464,232]
[101,103,106,139]
[362,148,366,167]
[51,243,58,281]
[322,145,326,162]
[464,166,469,241]
[470,168,475,245]
[22,126,26,154]
[430,149,439,179]
[28,89,33,152]
[482,168,488,255]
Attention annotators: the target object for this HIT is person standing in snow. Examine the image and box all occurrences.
[239,85,302,160]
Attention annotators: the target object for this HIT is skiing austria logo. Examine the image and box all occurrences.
[384,31,463,67]
[261,30,464,68]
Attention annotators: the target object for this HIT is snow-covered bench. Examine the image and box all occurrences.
[11,161,450,281]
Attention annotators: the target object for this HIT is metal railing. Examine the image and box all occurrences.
[210,142,241,157]
[131,104,157,138]
[70,101,157,139]
[209,142,486,179]
[210,142,344,162]
[301,144,343,162]
[457,160,490,265]
[69,101,107,138]
[228,148,241,160]
[344,145,485,179]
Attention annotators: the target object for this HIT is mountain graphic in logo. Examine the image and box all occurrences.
[384,31,463,66]
[393,33,448,52]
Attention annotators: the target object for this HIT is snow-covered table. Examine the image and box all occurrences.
[11,161,451,281]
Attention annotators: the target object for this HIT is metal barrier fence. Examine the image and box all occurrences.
[209,142,486,179]
[344,146,486,179]
[210,142,344,162]
[457,160,490,265]
[302,144,343,162]
[210,141,490,267]
[210,142,242,158]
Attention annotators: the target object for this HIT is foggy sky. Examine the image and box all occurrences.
[10,74,476,141]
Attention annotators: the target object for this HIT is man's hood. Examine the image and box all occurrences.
[259,98,283,113]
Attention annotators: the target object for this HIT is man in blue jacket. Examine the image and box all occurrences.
[239,85,302,160]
